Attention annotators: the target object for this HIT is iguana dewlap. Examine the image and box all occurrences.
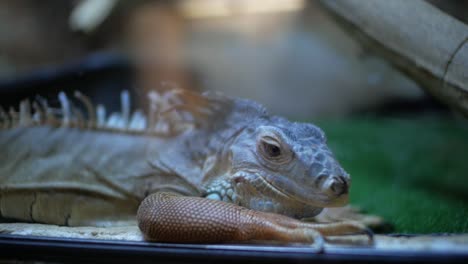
[0,87,371,246]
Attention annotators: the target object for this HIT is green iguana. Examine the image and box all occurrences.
[0,85,378,248]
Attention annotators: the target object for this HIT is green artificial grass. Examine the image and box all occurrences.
[315,115,468,234]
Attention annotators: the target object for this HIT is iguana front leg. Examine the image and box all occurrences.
[137,192,372,249]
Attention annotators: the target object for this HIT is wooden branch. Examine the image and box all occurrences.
[320,0,468,116]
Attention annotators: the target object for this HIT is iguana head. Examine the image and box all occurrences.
[205,116,350,219]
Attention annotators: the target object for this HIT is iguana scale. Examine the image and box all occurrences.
[0,86,373,248]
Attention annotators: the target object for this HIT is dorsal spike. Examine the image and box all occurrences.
[96,104,106,128]
[73,105,85,129]
[74,90,96,128]
[159,90,186,133]
[8,107,19,127]
[36,95,58,125]
[19,99,32,126]
[106,113,124,129]
[0,87,230,136]
[129,110,147,131]
[0,105,9,129]
[58,92,71,127]
[121,90,130,128]
[147,91,160,132]
[32,101,44,124]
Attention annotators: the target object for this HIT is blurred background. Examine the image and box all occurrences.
[0,0,431,117]
[0,0,467,234]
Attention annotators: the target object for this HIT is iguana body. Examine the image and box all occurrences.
[0,87,370,246]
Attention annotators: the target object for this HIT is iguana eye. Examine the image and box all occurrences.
[263,142,281,158]
[256,128,293,164]
[258,136,287,162]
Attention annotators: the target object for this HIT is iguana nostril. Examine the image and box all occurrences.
[330,176,348,196]
[316,174,327,186]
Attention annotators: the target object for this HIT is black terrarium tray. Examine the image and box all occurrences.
[2,233,467,264]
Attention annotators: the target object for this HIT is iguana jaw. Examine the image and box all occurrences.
[255,172,349,208]
[226,170,348,218]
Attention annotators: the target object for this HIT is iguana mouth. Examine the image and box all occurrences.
[256,173,348,208]
[255,173,321,206]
